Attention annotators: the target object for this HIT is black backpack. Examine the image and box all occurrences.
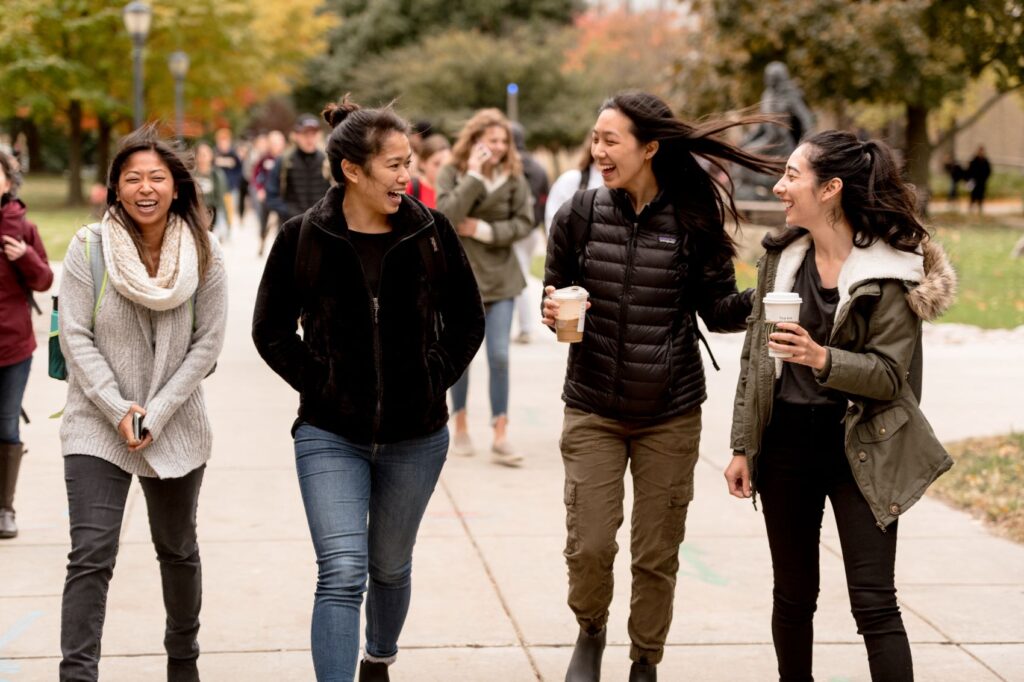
[564,188,720,370]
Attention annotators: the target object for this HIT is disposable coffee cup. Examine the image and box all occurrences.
[763,292,802,358]
[552,286,589,343]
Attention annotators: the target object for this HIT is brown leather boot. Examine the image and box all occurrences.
[0,442,24,539]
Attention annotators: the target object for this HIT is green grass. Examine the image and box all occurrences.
[929,170,1024,201]
[929,433,1024,543]
[17,174,96,261]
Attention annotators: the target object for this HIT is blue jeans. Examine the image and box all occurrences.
[0,357,32,444]
[293,423,449,682]
[450,298,513,419]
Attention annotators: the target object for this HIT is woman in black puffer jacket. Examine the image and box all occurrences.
[542,91,782,682]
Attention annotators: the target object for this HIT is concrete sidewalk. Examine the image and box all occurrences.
[2,221,1023,681]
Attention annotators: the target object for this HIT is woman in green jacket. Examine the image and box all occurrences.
[725,130,956,681]
[436,108,534,467]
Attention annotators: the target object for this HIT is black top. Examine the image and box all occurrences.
[775,245,845,407]
[349,230,398,296]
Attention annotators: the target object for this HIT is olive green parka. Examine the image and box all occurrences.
[731,230,958,528]
[435,165,534,303]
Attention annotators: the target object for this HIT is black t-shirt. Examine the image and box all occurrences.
[774,244,845,406]
[348,230,398,296]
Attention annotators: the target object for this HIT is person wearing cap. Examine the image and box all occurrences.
[265,115,331,224]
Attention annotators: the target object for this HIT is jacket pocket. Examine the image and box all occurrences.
[659,479,694,549]
[855,405,909,443]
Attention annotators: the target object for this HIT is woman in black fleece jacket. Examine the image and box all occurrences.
[252,96,484,682]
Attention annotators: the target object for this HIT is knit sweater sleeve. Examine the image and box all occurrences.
[58,232,134,427]
[143,235,228,441]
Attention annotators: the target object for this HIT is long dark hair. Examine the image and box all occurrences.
[105,125,212,279]
[598,92,784,259]
[322,94,409,185]
[802,130,928,252]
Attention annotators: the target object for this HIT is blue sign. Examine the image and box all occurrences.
[507,82,519,95]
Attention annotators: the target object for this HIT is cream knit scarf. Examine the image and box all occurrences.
[101,211,199,311]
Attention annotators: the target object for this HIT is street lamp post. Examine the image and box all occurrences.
[123,2,152,130]
[506,82,519,122]
[168,51,190,140]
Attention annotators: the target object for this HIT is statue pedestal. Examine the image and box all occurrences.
[736,200,787,228]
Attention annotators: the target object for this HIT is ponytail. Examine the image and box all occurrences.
[802,131,927,252]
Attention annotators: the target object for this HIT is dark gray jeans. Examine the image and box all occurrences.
[60,454,205,682]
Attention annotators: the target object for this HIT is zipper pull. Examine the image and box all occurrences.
[429,236,439,253]
[372,297,380,325]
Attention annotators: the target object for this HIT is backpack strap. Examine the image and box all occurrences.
[568,188,598,285]
[83,229,109,326]
[294,213,322,305]
[410,177,422,200]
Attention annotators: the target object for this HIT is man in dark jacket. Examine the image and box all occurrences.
[265,115,331,224]
[967,146,992,214]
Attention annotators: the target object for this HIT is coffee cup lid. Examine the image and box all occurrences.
[763,292,802,304]
[552,286,589,301]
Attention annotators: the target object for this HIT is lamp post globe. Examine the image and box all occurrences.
[123,2,152,129]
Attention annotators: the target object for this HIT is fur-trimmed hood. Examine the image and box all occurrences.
[770,233,957,323]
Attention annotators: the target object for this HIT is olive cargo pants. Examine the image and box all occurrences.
[560,406,702,664]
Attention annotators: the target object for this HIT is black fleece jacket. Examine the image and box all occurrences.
[253,185,485,443]
[544,187,753,421]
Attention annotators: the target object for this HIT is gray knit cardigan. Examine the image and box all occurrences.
[58,227,228,478]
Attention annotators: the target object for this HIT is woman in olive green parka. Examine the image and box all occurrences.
[436,108,534,467]
[725,131,956,682]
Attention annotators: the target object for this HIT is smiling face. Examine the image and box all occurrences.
[591,108,655,193]
[116,150,176,232]
[773,143,829,228]
[420,148,450,187]
[479,125,509,170]
[346,131,413,215]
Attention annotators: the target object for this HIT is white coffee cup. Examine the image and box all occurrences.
[551,286,590,343]
[763,292,802,358]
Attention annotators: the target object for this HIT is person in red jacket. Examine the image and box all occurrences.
[0,151,54,539]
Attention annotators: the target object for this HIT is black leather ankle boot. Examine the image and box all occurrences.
[358,660,390,681]
[628,659,657,682]
[565,627,606,682]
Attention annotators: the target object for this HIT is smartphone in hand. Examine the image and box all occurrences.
[132,412,144,441]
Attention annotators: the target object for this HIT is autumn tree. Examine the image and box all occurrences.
[702,0,1024,190]
[0,0,334,204]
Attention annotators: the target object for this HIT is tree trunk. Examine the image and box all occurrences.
[67,100,84,206]
[905,104,931,213]
[95,116,112,185]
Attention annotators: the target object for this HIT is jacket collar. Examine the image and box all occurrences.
[773,233,927,319]
[305,184,436,240]
[609,187,671,222]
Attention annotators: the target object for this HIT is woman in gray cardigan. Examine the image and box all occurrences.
[57,127,227,682]
[436,108,534,466]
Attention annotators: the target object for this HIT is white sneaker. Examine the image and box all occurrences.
[451,432,474,457]
[491,441,524,467]
[513,331,531,345]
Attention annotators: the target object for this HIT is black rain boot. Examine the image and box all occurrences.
[167,657,200,682]
[565,627,606,682]
[0,443,24,540]
[358,660,390,682]
[628,659,657,682]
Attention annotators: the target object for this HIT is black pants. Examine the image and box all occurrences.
[757,403,912,682]
[60,455,205,682]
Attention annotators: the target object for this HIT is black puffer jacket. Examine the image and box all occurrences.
[253,186,485,444]
[544,187,752,420]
